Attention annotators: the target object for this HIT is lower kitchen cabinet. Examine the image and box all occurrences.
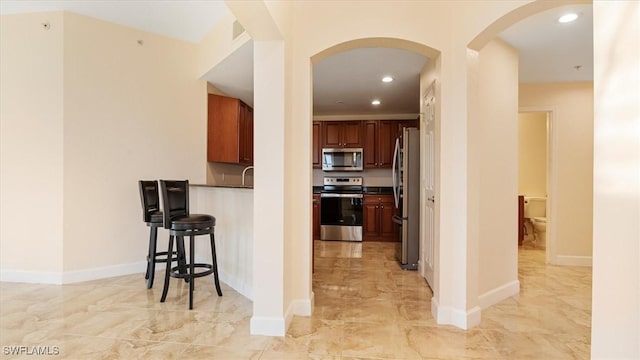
[312,193,320,273]
[313,194,321,240]
[363,194,398,242]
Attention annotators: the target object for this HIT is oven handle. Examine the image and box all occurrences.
[320,193,363,199]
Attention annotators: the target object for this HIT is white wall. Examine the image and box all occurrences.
[518,112,547,197]
[470,39,520,308]
[519,82,593,263]
[591,1,640,358]
[0,12,65,280]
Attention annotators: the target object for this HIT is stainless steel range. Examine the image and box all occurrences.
[320,176,363,242]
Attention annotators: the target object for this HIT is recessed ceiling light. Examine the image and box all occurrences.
[371,100,381,105]
[558,13,579,23]
[381,76,394,83]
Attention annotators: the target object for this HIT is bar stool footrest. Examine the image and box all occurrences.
[169,264,214,279]
[149,251,179,264]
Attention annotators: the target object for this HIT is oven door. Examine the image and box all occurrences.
[320,193,363,241]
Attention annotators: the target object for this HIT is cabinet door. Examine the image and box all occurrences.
[342,121,363,147]
[379,196,397,241]
[363,121,377,168]
[239,104,254,165]
[323,122,342,147]
[208,94,240,163]
[312,122,321,168]
[313,194,321,239]
[378,121,397,168]
[363,201,379,240]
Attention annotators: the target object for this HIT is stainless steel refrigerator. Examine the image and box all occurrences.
[392,127,420,270]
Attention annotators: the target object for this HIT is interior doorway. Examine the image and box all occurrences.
[518,110,553,263]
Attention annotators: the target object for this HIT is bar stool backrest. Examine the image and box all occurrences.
[159,180,190,229]
[139,180,161,223]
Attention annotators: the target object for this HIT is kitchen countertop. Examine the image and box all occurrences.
[363,187,393,195]
[190,183,253,189]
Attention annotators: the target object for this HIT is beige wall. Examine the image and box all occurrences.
[0,12,65,277]
[519,82,593,260]
[61,13,206,272]
[470,39,520,306]
[0,11,206,280]
[518,112,547,197]
[591,1,639,358]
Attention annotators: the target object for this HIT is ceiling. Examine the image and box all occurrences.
[1,2,593,115]
[0,0,228,43]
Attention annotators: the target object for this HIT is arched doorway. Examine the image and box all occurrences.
[309,36,442,321]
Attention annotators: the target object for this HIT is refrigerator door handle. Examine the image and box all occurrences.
[392,138,400,208]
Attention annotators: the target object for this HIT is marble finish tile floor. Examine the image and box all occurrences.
[1,241,591,359]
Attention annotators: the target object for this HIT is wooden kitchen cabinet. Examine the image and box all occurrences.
[207,94,253,165]
[313,194,321,239]
[312,122,321,168]
[322,121,363,148]
[396,119,419,138]
[363,194,397,242]
[364,120,397,169]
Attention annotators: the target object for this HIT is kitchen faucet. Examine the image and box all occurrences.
[241,166,254,186]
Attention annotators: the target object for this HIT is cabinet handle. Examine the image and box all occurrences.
[381,206,384,209]
[376,206,379,208]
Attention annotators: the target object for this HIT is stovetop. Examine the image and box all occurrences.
[321,176,363,193]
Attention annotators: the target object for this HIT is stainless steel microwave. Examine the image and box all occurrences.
[322,148,363,171]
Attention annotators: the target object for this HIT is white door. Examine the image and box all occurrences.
[421,83,436,288]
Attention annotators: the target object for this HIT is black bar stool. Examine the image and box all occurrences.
[159,180,222,309]
[138,180,186,289]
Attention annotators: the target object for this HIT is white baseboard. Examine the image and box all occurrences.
[290,295,314,316]
[431,298,482,330]
[0,269,64,284]
[478,280,520,309]
[553,255,592,267]
[63,261,147,283]
[0,261,147,285]
[250,315,286,336]
[249,294,314,337]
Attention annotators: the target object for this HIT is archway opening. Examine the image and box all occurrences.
[309,37,442,321]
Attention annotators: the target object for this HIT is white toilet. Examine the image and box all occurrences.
[523,197,546,248]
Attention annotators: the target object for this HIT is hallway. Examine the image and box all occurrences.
[0,242,591,359]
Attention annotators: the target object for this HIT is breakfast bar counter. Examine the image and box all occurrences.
[188,184,253,299]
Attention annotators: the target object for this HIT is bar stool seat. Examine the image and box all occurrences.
[159,180,222,309]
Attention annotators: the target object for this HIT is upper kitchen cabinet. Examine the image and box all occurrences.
[207,94,254,165]
[312,121,322,168]
[364,120,397,168]
[322,121,363,148]
[397,119,419,137]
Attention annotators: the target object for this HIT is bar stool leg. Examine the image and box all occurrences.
[176,236,188,281]
[146,226,158,289]
[210,233,223,296]
[160,235,174,303]
[189,235,195,310]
